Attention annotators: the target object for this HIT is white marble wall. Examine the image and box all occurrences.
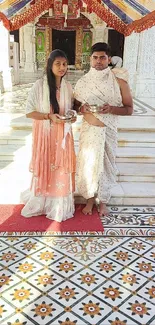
[123,27,155,98]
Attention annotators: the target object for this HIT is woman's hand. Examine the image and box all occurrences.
[71,117,77,123]
[99,104,112,114]
[80,103,90,113]
[49,113,65,123]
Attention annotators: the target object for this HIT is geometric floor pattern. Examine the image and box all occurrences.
[0,235,154,324]
[102,205,155,237]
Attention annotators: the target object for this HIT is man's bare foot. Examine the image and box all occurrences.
[82,198,95,215]
[99,203,109,216]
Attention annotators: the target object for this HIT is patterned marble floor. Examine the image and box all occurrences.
[0,234,154,325]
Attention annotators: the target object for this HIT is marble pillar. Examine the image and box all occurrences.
[0,22,12,92]
[19,27,25,68]
[23,23,37,72]
[135,26,155,98]
[123,27,155,98]
[123,32,140,94]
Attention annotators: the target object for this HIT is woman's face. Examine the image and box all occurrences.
[52,57,68,78]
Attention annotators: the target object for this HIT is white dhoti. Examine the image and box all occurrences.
[77,120,117,203]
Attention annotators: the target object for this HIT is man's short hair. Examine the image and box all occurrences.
[91,42,111,56]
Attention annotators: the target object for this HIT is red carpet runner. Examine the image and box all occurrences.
[0,204,104,232]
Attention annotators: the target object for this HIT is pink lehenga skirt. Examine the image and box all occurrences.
[21,119,76,222]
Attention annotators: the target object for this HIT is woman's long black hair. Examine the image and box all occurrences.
[46,49,68,114]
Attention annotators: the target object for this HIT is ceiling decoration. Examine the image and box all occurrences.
[0,0,155,35]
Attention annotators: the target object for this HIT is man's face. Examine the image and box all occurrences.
[90,51,111,70]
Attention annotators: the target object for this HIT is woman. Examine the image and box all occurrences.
[21,50,76,222]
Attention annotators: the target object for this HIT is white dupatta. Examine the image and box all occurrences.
[43,76,72,148]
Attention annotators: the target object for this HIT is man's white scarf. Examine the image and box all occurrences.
[42,76,72,148]
[82,67,122,107]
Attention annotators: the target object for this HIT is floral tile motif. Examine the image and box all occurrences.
[123,238,153,254]
[138,281,155,303]
[103,311,139,325]
[51,257,83,277]
[0,297,15,323]
[2,282,41,308]
[9,257,43,279]
[14,238,45,254]
[106,247,138,266]
[91,256,124,278]
[27,268,64,292]
[129,257,155,278]
[71,268,105,291]
[119,295,155,324]
[112,268,148,292]
[72,295,112,323]
[0,248,25,267]
[0,269,20,293]
[32,247,64,266]
[23,296,64,325]
[50,281,86,307]
[93,280,131,307]
[144,248,155,262]
[1,236,26,245]
[54,312,87,325]
[5,313,32,325]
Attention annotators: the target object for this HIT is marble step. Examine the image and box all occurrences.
[1,129,155,148]
[118,116,155,131]
[0,130,31,145]
[118,131,155,147]
[116,162,155,182]
[0,144,155,163]
[116,147,155,163]
[74,131,155,148]
[0,145,31,161]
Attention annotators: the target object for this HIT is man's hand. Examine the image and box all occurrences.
[99,104,112,114]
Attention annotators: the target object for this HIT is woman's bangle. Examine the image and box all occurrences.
[44,113,50,119]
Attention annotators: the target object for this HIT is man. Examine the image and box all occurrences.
[74,42,133,216]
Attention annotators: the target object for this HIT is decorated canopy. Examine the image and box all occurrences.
[0,0,155,35]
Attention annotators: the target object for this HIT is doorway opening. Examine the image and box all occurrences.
[108,29,124,58]
[52,29,76,65]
